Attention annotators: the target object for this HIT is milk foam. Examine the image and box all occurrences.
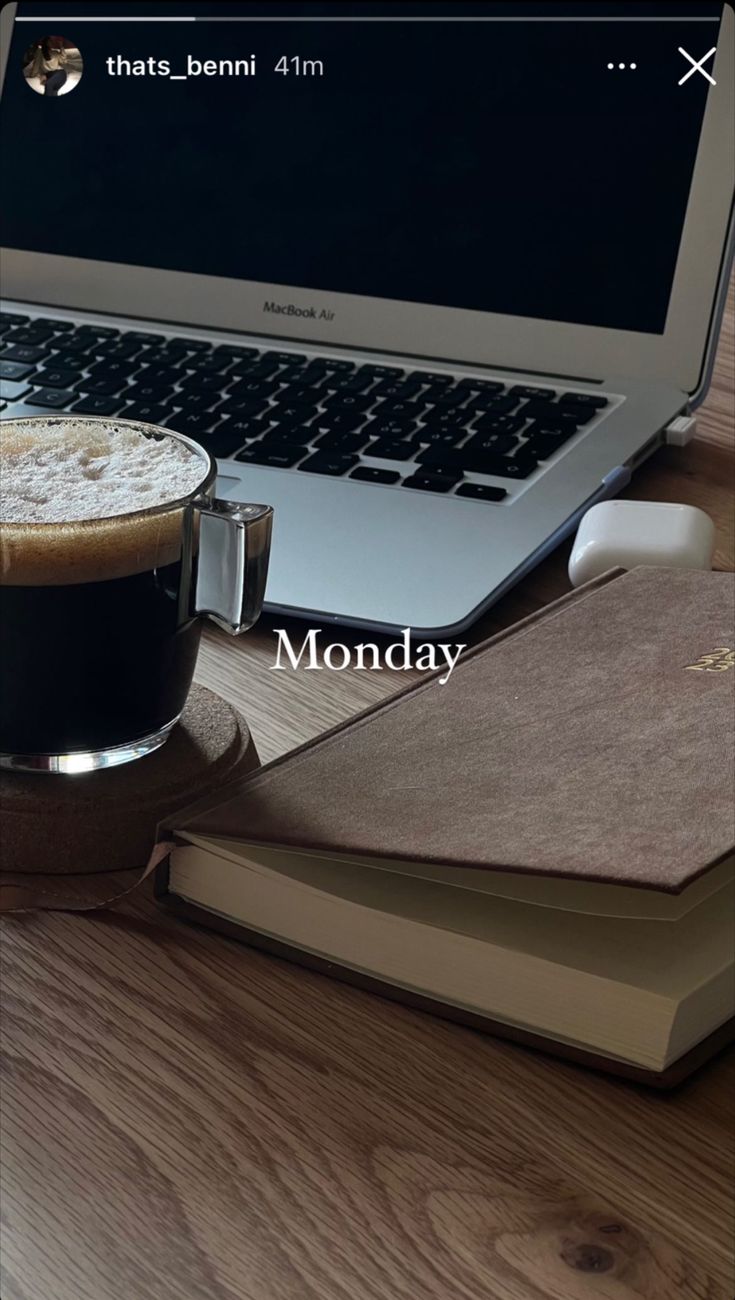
[0,419,210,586]
[1,419,206,523]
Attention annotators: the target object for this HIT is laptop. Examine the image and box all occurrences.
[1,3,733,636]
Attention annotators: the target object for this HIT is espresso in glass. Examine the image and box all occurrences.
[0,416,272,773]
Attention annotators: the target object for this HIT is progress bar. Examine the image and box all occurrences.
[13,15,722,22]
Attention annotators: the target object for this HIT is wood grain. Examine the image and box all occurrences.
[1,291,734,1300]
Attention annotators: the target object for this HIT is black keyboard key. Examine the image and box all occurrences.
[361,417,419,440]
[524,421,579,443]
[409,371,454,387]
[219,358,271,381]
[524,433,569,459]
[219,397,271,420]
[275,376,323,399]
[227,359,281,382]
[227,378,281,401]
[215,414,269,443]
[86,359,138,381]
[0,312,29,327]
[195,426,251,458]
[548,403,595,425]
[93,340,149,361]
[370,379,423,401]
[320,358,355,372]
[313,431,369,453]
[163,410,223,438]
[521,413,580,435]
[177,371,227,394]
[4,326,56,346]
[350,466,401,484]
[0,359,35,381]
[75,324,120,339]
[70,395,126,416]
[375,398,425,419]
[260,421,314,446]
[47,351,86,371]
[310,411,365,434]
[415,463,461,480]
[403,474,456,493]
[418,446,537,478]
[172,391,222,414]
[360,364,404,379]
[322,372,376,394]
[266,405,318,431]
[23,386,75,409]
[123,330,165,344]
[168,336,211,352]
[47,339,96,359]
[184,353,236,375]
[135,365,181,388]
[1,380,33,402]
[423,387,469,410]
[299,362,331,383]
[488,456,538,479]
[464,433,519,456]
[141,346,188,367]
[416,427,467,446]
[298,452,359,476]
[509,385,555,400]
[228,358,282,380]
[272,364,311,387]
[34,366,82,389]
[365,439,417,461]
[456,483,508,502]
[470,415,526,436]
[44,319,76,331]
[418,410,467,429]
[465,394,519,416]
[519,400,581,423]
[560,392,608,408]
[236,443,305,467]
[262,350,308,367]
[127,383,175,404]
[270,401,321,425]
[1,345,48,364]
[210,344,260,360]
[76,376,131,396]
[121,402,170,426]
[456,377,505,394]
[272,381,322,403]
[321,392,374,414]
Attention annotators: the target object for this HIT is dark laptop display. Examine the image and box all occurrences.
[0,2,721,333]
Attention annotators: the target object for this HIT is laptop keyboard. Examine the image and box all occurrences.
[0,311,611,504]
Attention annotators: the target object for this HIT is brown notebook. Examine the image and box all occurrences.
[154,568,735,1086]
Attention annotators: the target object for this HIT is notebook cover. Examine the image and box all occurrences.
[153,870,735,1088]
[156,571,620,846]
[163,567,735,893]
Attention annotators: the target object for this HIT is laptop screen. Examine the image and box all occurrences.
[1,3,723,335]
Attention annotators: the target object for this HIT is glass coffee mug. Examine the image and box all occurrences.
[0,416,273,773]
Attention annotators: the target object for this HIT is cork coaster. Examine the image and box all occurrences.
[0,686,259,894]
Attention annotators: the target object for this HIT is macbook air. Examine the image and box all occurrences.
[1,2,732,635]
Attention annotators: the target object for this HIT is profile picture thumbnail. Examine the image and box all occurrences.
[22,36,83,98]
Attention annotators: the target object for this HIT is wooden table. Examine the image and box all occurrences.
[2,296,734,1300]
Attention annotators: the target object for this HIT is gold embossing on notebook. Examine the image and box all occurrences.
[685,646,734,672]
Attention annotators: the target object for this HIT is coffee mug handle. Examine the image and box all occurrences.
[192,498,273,635]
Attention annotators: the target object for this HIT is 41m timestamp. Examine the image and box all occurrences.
[274,55,324,78]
